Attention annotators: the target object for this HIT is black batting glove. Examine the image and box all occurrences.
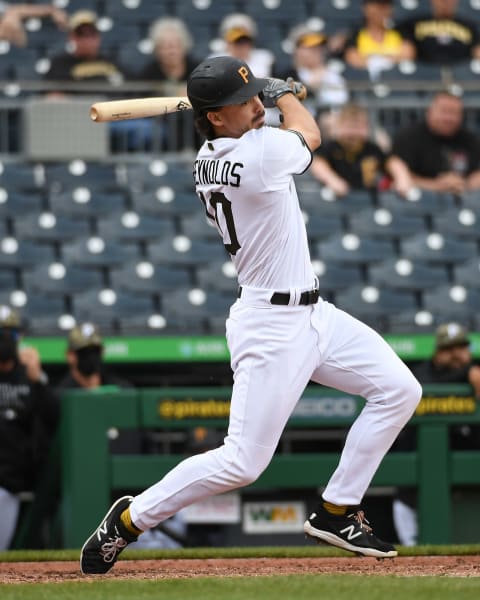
[261,78,294,108]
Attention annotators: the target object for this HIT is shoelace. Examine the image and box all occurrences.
[100,537,128,563]
[347,510,373,534]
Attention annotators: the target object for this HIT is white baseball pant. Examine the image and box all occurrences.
[0,487,20,550]
[130,292,421,530]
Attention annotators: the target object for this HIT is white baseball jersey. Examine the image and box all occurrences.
[194,126,316,290]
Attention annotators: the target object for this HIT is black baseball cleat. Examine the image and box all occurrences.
[304,504,398,558]
[80,496,138,575]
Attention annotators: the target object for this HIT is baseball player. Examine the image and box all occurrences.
[80,56,422,575]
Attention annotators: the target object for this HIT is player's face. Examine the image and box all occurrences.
[210,95,265,138]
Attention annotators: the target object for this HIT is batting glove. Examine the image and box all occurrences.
[261,78,294,108]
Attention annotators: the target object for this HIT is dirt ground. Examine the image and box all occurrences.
[1,556,480,583]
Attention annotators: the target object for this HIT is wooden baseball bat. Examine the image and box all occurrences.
[90,96,192,122]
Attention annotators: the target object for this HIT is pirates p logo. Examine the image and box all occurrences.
[238,66,249,84]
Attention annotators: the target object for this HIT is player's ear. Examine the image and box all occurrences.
[206,110,223,127]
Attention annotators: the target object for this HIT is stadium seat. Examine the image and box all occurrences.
[0,268,17,290]
[0,290,66,328]
[421,285,480,324]
[316,234,395,266]
[109,260,192,293]
[196,259,238,294]
[0,238,55,268]
[452,257,480,289]
[22,262,105,296]
[72,288,155,333]
[96,211,176,243]
[400,232,477,265]
[0,161,44,190]
[147,235,222,268]
[313,260,364,295]
[431,207,480,241]
[48,189,127,218]
[347,208,426,241]
[369,258,449,292]
[179,211,219,241]
[376,190,455,217]
[304,212,344,242]
[0,191,45,217]
[61,236,140,267]
[126,160,194,192]
[131,188,198,218]
[14,212,91,243]
[45,161,120,193]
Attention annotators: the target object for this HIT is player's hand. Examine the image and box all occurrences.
[261,78,293,108]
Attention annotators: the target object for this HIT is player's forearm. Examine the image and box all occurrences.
[277,93,321,151]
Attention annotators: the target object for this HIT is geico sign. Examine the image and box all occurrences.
[293,397,358,418]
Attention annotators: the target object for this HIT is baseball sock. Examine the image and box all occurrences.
[322,500,347,516]
[120,508,143,536]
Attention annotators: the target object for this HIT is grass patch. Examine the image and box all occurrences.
[1,574,480,600]
[2,544,480,563]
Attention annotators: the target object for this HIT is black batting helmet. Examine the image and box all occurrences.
[187,56,268,112]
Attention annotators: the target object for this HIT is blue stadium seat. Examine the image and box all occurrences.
[126,160,194,192]
[452,257,480,289]
[313,261,364,294]
[48,189,127,217]
[131,189,198,218]
[432,208,480,242]
[61,236,140,267]
[421,285,480,324]
[45,161,120,193]
[0,192,45,217]
[0,238,55,268]
[22,262,104,296]
[369,258,449,292]
[377,190,456,217]
[109,260,191,293]
[72,288,155,333]
[179,211,219,241]
[305,212,344,242]
[0,162,44,190]
[0,268,17,290]
[14,212,91,243]
[96,211,176,243]
[196,259,238,294]
[400,232,477,265]
[147,235,222,267]
[0,291,66,329]
[347,208,426,241]
[316,234,395,266]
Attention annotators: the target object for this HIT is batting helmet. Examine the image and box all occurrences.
[187,56,268,112]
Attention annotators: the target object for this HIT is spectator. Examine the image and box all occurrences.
[56,322,131,392]
[44,10,124,84]
[392,91,480,193]
[0,2,67,46]
[137,17,199,95]
[310,103,413,197]
[0,305,58,550]
[56,322,139,455]
[396,0,480,65]
[275,23,348,109]
[392,322,480,546]
[212,13,275,77]
[343,0,415,80]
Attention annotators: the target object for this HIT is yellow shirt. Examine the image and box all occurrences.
[356,29,404,57]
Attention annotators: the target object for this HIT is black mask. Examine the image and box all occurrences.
[76,347,102,376]
[0,336,18,363]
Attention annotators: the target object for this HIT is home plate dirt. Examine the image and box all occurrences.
[1,556,480,583]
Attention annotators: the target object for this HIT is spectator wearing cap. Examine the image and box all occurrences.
[56,323,131,392]
[396,0,480,65]
[0,2,67,47]
[275,23,348,110]
[0,305,58,550]
[212,13,275,78]
[44,10,125,84]
[343,0,415,80]
[391,322,480,546]
[137,17,200,95]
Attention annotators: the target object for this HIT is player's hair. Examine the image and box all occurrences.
[193,109,220,140]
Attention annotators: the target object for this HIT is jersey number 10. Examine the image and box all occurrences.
[198,191,241,256]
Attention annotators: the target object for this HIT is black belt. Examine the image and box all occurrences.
[238,287,319,306]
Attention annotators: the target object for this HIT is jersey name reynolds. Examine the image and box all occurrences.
[194,159,243,187]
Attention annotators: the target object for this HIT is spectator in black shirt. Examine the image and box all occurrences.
[397,0,480,65]
[392,91,480,193]
[0,305,58,550]
[44,10,124,85]
[311,103,412,197]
